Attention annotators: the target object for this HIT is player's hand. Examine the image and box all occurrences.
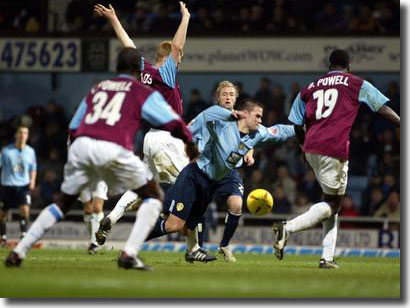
[94,4,116,20]
[29,183,35,191]
[232,110,246,119]
[179,1,190,18]
[185,141,199,161]
[244,151,255,166]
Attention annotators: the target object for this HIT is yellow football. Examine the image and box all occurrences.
[246,189,274,216]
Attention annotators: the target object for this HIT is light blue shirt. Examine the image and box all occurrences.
[289,80,390,125]
[0,144,36,186]
[141,91,179,125]
[69,98,87,130]
[189,106,295,181]
[159,56,177,88]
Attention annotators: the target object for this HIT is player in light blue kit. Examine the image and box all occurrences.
[0,125,37,247]
[145,99,295,242]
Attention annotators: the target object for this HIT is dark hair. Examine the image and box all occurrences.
[16,124,29,132]
[329,49,350,69]
[237,98,264,111]
[116,47,142,74]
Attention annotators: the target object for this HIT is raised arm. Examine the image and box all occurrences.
[170,2,190,62]
[94,4,136,48]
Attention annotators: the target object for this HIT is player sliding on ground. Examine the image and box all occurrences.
[4,48,198,271]
[273,49,400,269]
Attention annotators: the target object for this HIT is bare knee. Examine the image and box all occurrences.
[83,200,93,214]
[164,214,185,233]
[226,195,243,215]
[92,198,104,213]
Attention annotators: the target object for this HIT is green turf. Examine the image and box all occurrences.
[0,249,400,298]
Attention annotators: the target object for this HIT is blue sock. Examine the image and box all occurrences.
[145,217,167,241]
[220,212,241,247]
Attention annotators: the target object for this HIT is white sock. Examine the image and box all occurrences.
[89,212,104,245]
[321,214,338,261]
[286,202,332,233]
[123,198,162,258]
[107,190,138,225]
[185,227,200,253]
[84,213,92,237]
[14,204,64,258]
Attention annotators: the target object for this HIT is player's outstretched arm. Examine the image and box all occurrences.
[378,105,400,127]
[170,1,190,62]
[94,4,136,48]
[257,124,296,145]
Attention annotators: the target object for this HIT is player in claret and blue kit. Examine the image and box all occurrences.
[273,49,400,269]
[5,47,198,270]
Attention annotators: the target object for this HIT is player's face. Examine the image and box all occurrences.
[15,127,29,145]
[217,86,237,110]
[246,106,263,131]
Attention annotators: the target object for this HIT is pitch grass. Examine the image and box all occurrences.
[0,249,400,298]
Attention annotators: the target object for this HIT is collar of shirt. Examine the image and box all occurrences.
[327,70,346,74]
[118,74,139,81]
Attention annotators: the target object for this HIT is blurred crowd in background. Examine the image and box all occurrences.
[0,77,400,222]
[0,0,400,36]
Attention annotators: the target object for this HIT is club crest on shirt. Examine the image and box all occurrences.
[268,127,278,135]
[176,202,184,211]
[239,143,245,150]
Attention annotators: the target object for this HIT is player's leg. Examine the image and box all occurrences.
[6,192,78,266]
[215,170,244,262]
[273,154,347,261]
[320,211,340,269]
[0,186,13,247]
[18,204,30,239]
[118,179,163,270]
[86,197,105,254]
[96,190,144,245]
[86,181,107,254]
[5,137,92,266]
[0,209,8,247]
[81,190,94,249]
[106,146,162,271]
[219,195,242,262]
[17,187,31,240]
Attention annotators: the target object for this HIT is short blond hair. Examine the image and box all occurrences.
[215,80,239,98]
[155,40,184,63]
[155,40,172,63]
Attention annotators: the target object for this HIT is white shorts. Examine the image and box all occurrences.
[61,137,153,196]
[143,129,189,184]
[78,180,108,203]
[305,153,349,196]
